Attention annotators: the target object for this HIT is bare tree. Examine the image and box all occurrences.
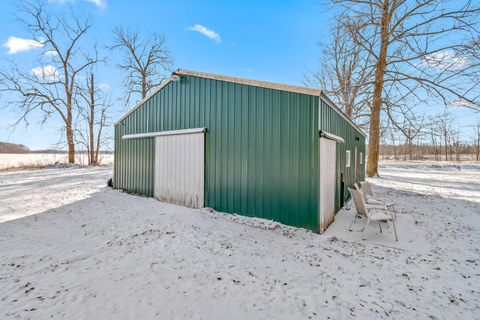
[451,131,461,161]
[476,123,480,161]
[427,121,440,161]
[437,112,454,161]
[332,0,480,176]
[0,2,100,163]
[389,127,400,160]
[112,27,173,106]
[384,98,425,160]
[305,15,374,124]
[75,72,111,165]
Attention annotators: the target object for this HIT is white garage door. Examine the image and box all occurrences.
[154,130,205,208]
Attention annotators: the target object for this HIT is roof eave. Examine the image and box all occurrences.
[114,77,174,126]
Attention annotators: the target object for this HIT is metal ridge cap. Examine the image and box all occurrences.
[174,69,321,97]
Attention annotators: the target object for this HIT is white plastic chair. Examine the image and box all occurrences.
[348,188,398,241]
[359,181,396,218]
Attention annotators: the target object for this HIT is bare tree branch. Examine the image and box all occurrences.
[0,1,101,163]
[111,27,173,107]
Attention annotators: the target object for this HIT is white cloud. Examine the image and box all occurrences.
[423,50,469,70]
[85,0,106,9]
[32,65,60,82]
[452,98,476,108]
[3,36,44,54]
[48,0,106,9]
[98,82,110,90]
[44,50,58,57]
[188,24,221,43]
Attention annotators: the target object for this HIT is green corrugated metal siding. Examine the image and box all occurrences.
[318,98,366,211]
[115,75,320,231]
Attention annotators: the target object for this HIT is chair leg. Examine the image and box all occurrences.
[388,206,397,220]
[378,221,383,233]
[392,220,398,241]
[348,214,358,231]
[361,217,370,232]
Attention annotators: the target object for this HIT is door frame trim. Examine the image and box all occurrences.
[319,137,337,233]
[318,132,345,233]
[122,127,207,140]
[319,130,345,144]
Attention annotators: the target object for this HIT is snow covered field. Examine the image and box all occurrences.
[0,162,479,319]
[0,153,114,170]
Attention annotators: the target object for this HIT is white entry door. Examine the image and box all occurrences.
[319,137,337,233]
[154,131,205,208]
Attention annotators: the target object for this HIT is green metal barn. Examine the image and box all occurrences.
[114,69,366,233]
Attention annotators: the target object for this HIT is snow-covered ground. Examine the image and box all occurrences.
[0,153,114,170]
[0,162,479,319]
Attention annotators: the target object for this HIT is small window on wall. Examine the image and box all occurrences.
[346,150,351,168]
[360,152,363,164]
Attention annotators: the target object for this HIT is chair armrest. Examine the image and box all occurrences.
[366,203,387,210]
[366,195,395,206]
[368,207,395,219]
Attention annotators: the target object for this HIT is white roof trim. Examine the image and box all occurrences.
[122,128,207,140]
[320,131,345,143]
[114,77,174,125]
[175,69,322,96]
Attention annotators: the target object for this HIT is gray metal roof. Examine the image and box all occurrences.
[175,69,322,96]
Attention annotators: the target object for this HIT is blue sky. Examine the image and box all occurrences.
[0,0,478,149]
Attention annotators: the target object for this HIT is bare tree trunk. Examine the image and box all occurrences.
[141,74,147,99]
[66,118,75,163]
[438,141,441,161]
[409,139,413,160]
[430,128,437,161]
[476,124,480,161]
[391,132,397,160]
[66,92,75,164]
[76,71,110,166]
[450,142,453,161]
[89,74,95,165]
[367,0,390,176]
[444,133,448,161]
[94,109,106,165]
[455,141,460,161]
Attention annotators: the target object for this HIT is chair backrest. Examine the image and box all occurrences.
[348,187,367,216]
[361,181,374,196]
[354,182,369,201]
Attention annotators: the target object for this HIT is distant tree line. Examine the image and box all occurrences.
[379,114,480,162]
[0,142,30,154]
[379,143,480,162]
